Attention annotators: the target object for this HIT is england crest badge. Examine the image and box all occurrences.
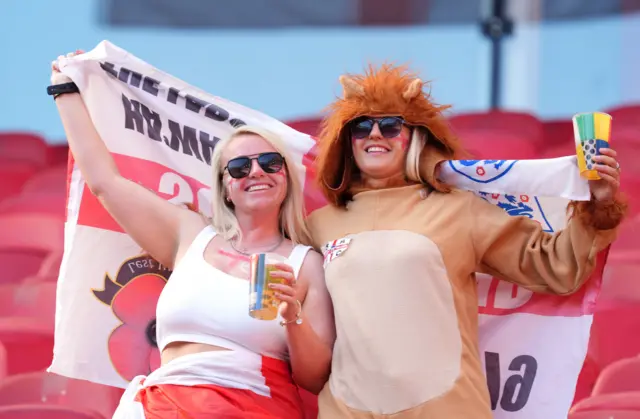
[321,237,352,268]
[448,159,518,183]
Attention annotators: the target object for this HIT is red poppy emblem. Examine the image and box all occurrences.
[92,255,171,382]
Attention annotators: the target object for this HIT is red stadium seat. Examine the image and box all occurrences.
[569,410,640,419]
[0,372,121,419]
[592,356,640,395]
[571,392,640,414]
[449,110,544,145]
[0,341,7,381]
[0,282,56,328]
[37,251,64,278]
[589,304,640,371]
[47,144,70,167]
[606,104,640,131]
[598,262,640,304]
[21,165,68,195]
[0,214,64,284]
[0,214,64,252]
[0,132,48,167]
[454,130,538,160]
[0,405,105,419]
[0,318,54,375]
[0,161,37,201]
[608,215,640,263]
[0,193,66,218]
[0,251,51,286]
[541,120,575,158]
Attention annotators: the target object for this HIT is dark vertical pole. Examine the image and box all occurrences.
[481,0,513,110]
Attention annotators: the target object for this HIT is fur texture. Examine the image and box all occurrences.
[315,63,467,206]
[568,194,629,230]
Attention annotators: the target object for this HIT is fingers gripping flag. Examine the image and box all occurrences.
[50,41,608,419]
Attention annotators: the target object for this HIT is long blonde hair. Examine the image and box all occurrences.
[210,126,312,246]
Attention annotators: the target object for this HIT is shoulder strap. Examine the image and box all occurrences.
[288,245,312,280]
[188,225,218,256]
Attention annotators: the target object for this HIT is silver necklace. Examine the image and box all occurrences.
[229,235,284,256]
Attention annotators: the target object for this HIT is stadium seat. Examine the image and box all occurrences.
[0,341,7,381]
[0,132,48,168]
[588,304,640,370]
[449,110,544,145]
[47,144,70,167]
[592,356,640,395]
[21,165,68,195]
[542,119,574,156]
[0,214,64,284]
[0,405,105,419]
[598,262,640,304]
[0,193,66,218]
[606,104,640,131]
[0,161,37,201]
[0,318,54,375]
[37,251,64,278]
[0,251,52,286]
[607,215,640,263]
[0,213,64,252]
[570,392,640,414]
[454,130,538,160]
[569,410,640,419]
[0,372,121,419]
[0,282,56,328]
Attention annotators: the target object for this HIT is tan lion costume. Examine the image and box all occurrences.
[307,64,627,418]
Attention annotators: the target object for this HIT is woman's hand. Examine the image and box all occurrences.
[269,262,302,322]
[589,148,621,202]
[50,50,84,85]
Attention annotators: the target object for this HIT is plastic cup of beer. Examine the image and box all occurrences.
[572,112,612,180]
[249,253,287,321]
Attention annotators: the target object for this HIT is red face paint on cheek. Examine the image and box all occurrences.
[397,132,409,150]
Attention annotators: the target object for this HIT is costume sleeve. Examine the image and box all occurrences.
[469,193,627,295]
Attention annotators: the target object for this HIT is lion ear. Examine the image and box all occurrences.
[339,75,365,99]
[402,78,423,101]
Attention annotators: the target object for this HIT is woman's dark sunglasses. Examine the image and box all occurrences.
[224,152,285,179]
[349,116,405,140]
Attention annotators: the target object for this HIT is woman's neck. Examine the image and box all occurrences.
[354,172,415,193]
[233,209,282,247]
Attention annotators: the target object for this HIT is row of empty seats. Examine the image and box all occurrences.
[0,106,638,417]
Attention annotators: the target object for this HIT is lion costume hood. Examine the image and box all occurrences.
[315,63,467,206]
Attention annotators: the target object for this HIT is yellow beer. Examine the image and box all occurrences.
[572,112,612,180]
[249,253,286,321]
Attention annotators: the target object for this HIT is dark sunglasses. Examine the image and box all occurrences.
[349,116,405,140]
[223,152,285,179]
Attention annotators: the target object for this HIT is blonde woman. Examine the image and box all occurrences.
[51,52,335,418]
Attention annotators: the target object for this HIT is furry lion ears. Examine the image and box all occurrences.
[338,74,423,101]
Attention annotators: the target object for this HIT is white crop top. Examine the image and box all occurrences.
[155,225,312,360]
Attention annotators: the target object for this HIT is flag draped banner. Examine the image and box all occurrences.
[50,40,606,419]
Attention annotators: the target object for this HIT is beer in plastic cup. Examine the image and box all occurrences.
[572,112,612,180]
[249,253,287,321]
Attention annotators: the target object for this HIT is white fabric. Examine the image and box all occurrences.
[112,349,270,419]
[156,225,311,359]
[439,156,590,200]
[49,40,606,419]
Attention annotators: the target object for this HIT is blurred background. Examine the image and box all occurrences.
[0,0,639,418]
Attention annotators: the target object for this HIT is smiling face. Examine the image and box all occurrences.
[350,116,412,182]
[222,133,288,213]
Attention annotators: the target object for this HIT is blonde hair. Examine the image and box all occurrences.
[405,126,428,183]
[210,126,312,246]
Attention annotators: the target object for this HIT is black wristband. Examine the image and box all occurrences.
[47,82,80,99]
